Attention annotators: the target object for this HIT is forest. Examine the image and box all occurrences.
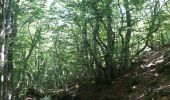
[1,0,170,100]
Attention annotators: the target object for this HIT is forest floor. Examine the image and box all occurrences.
[73,46,170,100]
[43,45,170,100]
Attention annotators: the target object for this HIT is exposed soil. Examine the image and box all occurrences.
[41,46,170,100]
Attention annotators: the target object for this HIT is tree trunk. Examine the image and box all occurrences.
[122,0,132,69]
[104,0,115,83]
[0,0,17,99]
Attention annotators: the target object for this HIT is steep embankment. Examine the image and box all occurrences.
[44,46,170,100]
[75,46,170,100]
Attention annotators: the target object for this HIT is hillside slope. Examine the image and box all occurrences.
[73,46,170,100]
[41,46,170,100]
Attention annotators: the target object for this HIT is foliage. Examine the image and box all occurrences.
[1,0,170,99]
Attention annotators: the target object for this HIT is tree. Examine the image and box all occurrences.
[0,0,169,99]
[0,0,18,99]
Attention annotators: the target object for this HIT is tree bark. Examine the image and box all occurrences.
[0,0,17,99]
[122,0,132,69]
